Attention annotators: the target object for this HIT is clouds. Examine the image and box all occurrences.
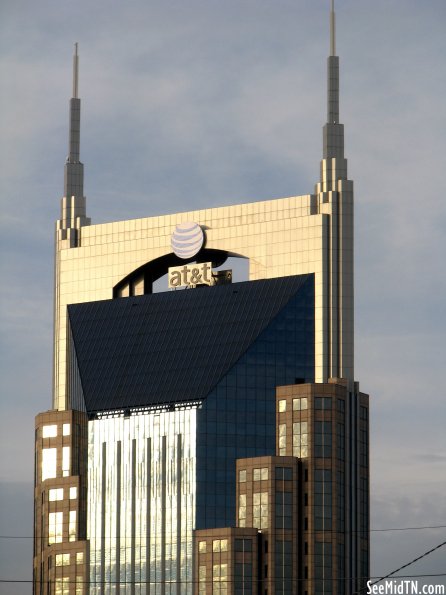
[1,0,445,590]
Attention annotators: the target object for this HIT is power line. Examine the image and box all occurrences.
[353,539,446,594]
[2,523,445,539]
[1,573,446,585]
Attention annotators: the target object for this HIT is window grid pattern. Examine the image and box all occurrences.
[315,541,333,594]
[234,539,253,595]
[314,470,332,531]
[315,397,332,410]
[314,421,332,458]
[275,490,293,529]
[274,540,292,594]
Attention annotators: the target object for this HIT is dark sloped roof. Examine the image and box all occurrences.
[68,274,313,413]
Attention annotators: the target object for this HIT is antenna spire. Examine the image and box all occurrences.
[73,42,79,98]
[322,0,343,160]
[330,0,336,56]
[63,43,84,200]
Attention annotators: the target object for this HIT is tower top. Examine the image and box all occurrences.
[330,0,336,56]
[73,42,79,98]
[60,43,89,232]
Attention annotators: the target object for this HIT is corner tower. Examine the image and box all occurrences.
[315,0,354,384]
[54,44,90,410]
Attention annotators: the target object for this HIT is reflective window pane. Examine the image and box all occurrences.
[42,448,57,481]
[42,425,57,438]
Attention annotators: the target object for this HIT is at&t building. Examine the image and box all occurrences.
[33,5,370,594]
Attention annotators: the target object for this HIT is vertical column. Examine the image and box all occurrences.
[146,438,152,595]
[131,439,137,595]
[161,436,167,595]
[100,442,106,595]
[176,434,182,595]
[116,441,122,594]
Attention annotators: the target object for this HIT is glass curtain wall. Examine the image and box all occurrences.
[88,407,197,595]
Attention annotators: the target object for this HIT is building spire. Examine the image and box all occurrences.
[330,0,336,56]
[59,44,89,236]
[73,42,79,99]
[322,0,344,161]
[64,43,84,198]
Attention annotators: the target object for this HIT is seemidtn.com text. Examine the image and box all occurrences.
[367,581,445,595]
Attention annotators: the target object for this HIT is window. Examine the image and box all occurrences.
[213,563,228,594]
[70,486,77,499]
[337,398,345,413]
[278,424,286,456]
[235,538,252,552]
[315,397,332,410]
[314,470,332,531]
[42,425,57,438]
[62,423,71,436]
[360,429,368,467]
[234,557,253,593]
[275,491,293,529]
[278,399,286,412]
[48,512,63,544]
[275,467,292,481]
[360,477,368,538]
[198,565,207,595]
[55,553,70,566]
[253,467,268,481]
[213,539,228,552]
[337,423,345,461]
[55,577,70,595]
[62,446,70,477]
[239,469,247,483]
[75,576,83,595]
[69,510,76,541]
[76,552,84,564]
[315,542,332,593]
[42,448,57,481]
[239,494,246,527]
[293,397,308,411]
[293,421,308,457]
[360,406,368,420]
[49,488,64,502]
[315,421,332,458]
[253,492,268,529]
[275,540,293,593]
[337,470,345,532]
[199,540,207,553]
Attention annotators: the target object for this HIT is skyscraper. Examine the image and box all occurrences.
[33,4,369,594]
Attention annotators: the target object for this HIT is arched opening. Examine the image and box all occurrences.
[113,249,249,297]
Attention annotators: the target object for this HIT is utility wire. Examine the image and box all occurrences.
[353,539,446,594]
[2,523,446,539]
[1,573,446,585]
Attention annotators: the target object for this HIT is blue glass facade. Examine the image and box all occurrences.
[196,275,314,529]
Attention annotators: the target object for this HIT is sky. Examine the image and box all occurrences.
[1,0,446,592]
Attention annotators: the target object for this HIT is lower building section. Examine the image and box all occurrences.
[34,382,368,594]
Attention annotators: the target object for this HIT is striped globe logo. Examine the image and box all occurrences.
[171,222,204,259]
